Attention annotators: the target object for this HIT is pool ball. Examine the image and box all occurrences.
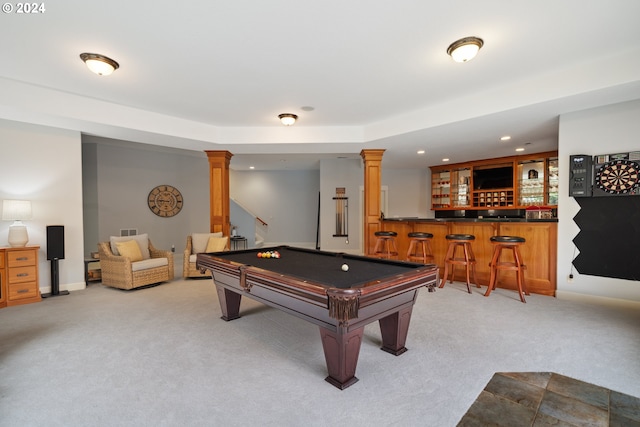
[341,264,349,272]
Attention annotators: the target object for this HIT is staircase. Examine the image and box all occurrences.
[230,198,267,248]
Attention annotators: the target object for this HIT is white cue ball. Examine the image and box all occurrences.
[341,263,349,272]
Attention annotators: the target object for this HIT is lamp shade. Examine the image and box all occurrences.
[2,200,32,221]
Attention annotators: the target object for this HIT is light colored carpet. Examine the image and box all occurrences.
[1,279,639,426]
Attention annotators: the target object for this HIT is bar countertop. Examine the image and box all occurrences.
[382,217,558,223]
[379,215,558,296]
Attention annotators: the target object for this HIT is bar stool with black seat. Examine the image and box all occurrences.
[485,235,529,303]
[373,231,399,259]
[406,232,435,264]
[439,234,480,293]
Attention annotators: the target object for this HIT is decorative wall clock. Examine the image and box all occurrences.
[594,160,639,195]
[147,185,183,217]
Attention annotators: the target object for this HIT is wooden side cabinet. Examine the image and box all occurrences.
[0,250,5,308]
[0,246,41,308]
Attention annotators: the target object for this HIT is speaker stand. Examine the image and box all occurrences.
[42,258,69,298]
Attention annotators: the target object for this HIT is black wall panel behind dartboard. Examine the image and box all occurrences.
[572,196,640,281]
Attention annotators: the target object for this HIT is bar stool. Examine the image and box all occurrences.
[439,234,480,293]
[373,231,399,259]
[485,235,529,303]
[406,232,435,264]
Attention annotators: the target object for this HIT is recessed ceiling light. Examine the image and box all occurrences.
[301,106,315,111]
[249,166,255,169]
[442,158,450,162]
[417,150,425,154]
[500,136,511,141]
[515,148,525,152]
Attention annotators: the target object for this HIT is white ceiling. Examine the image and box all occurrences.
[1,0,639,170]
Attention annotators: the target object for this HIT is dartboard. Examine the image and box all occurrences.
[595,160,640,194]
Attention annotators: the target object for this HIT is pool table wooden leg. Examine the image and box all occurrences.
[216,285,242,321]
[378,306,412,356]
[319,326,364,390]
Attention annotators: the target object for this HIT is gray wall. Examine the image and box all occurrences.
[83,139,433,258]
[82,142,99,258]
[82,136,211,259]
[230,199,256,247]
[230,169,320,247]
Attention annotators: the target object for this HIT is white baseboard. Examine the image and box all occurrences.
[40,281,87,294]
[556,290,640,310]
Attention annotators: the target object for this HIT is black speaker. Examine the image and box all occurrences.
[46,225,65,260]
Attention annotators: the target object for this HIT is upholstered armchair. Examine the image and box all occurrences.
[183,232,229,278]
[98,233,174,290]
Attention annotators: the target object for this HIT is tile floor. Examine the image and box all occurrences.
[457,372,640,426]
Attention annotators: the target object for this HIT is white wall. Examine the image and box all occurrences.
[0,119,85,293]
[558,99,640,306]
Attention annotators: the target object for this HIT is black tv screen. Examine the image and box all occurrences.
[473,166,513,190]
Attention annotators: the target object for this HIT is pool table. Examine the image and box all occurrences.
[197,246,438,389]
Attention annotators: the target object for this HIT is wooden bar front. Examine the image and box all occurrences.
[382,219,557,296]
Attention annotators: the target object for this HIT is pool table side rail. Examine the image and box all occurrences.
[197,253,439,324]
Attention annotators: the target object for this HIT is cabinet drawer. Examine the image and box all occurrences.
[0,255,4,268]
[9,281,38,301]
[8,266,37,284]
[7,250,36,267]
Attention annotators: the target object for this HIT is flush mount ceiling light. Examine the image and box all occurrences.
[80,52,120,76]
[278,113,298,126]
[446,36,484,63]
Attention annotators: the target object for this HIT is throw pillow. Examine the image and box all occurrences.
[191,232,223,254]
[115,240,144,262]
[205,236,228,252]
[110,233,151,259]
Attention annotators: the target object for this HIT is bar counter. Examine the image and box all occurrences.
[382,217,557,296]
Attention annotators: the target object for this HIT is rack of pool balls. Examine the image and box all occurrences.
[257,250,280,259]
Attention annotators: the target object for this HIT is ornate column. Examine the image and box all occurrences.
[205,150,233,236]
[360,149,385,256]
